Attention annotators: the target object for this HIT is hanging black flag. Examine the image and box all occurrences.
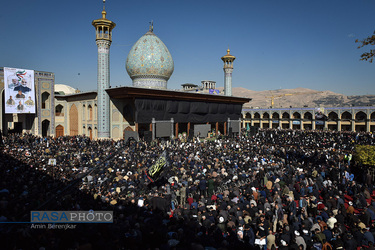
[146,150,169,182]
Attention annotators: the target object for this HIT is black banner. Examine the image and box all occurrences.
[146,151,169,182]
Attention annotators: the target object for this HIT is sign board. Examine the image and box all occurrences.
[292,120,301,125]
[4,67,36,114]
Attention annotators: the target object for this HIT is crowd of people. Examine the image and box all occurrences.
[1,129,375,249]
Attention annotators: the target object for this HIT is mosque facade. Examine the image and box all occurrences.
[242,106,375,133]
[1,3,374,138]
[0,3,249,139]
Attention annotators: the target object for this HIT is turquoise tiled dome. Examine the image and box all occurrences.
[126,29,174,89]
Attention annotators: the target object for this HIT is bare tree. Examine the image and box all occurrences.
[356,31,375,63]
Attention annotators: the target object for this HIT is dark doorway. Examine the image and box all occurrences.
[42,120,50,137]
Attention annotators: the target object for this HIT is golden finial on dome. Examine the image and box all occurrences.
[102,0,107,18]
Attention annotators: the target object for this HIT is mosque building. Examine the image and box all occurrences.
[2,2,371,137]
[0,2,250,140]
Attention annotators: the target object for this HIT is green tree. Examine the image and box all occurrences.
[356,31,375,63]
[354,145,375,166]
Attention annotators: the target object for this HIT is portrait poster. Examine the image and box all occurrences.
[4,67,36,114]
[315,107,326,121]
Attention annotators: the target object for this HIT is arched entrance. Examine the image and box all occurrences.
[123,126,134,139]
[341,111,352,131]
[124,126,133,131]
[88,105,93,120]
[55,104,64,116]
[69,104,79,136]
[88,127,92,140]
[42,120,50,137]
[355,111,367,132]
[55,125,64,137]
[123,126,134,134]
[41,92,50,109]
[292,112,301,129]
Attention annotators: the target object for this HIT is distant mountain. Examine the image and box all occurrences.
[218,87,375,108]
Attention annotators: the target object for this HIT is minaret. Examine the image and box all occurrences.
[221,48,236,96]
[92,0,116,138]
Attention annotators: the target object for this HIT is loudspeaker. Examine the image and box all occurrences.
[144,131,152,143]
[229,127,233,138]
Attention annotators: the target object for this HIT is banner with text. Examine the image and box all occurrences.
[146,150,169,182]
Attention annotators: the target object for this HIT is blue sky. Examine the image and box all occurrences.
[1,0,374,96]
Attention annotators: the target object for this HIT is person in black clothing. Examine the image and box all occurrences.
[331,233,345,249]
[302,229,314,249]
[344,233,358,250]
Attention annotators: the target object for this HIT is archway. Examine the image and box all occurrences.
[69,104,78,136]
[355,111,367,121]
[55,125,64,137]
[293,112,301,119]
[355,111,367,132]
[41,92,50,109]
[88,127,92,140]
[124,126,134,131]
[55,104,64,116]
[304,112,313,120]
[341,111,352,120]
[282,112,290,119]
[88,105,93,120]
[328,112,338,121]
[271,113,280,128]
[42,120,50,137]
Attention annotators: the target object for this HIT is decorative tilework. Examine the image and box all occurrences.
[126,31,174,89]
[42,82,50,89]
[96,39,111,138]
[42,110,50,117]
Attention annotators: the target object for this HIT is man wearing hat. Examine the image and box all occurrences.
[295,230,307,250]
[278,239,289,250]
[347,201,355,214]
[302,229,313,249]
[217,216,226,233]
